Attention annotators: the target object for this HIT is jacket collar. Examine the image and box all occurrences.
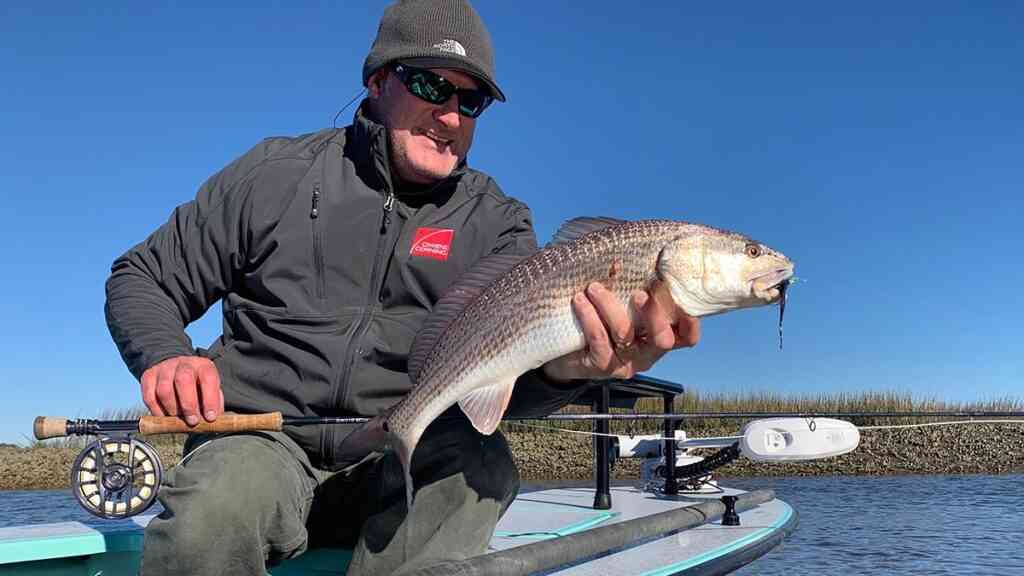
[350,102,395,195]
[349,101,468,199]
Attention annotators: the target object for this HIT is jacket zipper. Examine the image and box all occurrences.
[380,191,395,233]
[326,189,396,466]
[310,183,325,299]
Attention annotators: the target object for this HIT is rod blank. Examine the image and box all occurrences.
[35,410,1024,440]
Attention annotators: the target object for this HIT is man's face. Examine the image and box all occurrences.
[368,67,480,185]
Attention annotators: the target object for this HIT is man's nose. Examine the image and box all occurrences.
[433,96,462,129]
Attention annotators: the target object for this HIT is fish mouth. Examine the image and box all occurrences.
[751,267,795,303]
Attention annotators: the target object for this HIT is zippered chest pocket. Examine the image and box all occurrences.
[310,182,325,299]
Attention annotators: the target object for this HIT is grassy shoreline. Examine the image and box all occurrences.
[4,393,1022,491]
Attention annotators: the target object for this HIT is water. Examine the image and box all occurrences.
[728,474,1024,576]
[0,488,163,530]
[2,474,1023,574]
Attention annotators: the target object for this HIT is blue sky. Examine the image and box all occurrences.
[1,2,1021,444]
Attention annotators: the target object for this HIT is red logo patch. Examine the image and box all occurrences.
[410,227,454,261]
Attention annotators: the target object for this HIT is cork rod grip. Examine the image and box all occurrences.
[34,417,69,440]
[138,412,284,435]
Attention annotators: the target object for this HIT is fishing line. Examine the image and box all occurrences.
[506,421,743,444]
[856,419,1024,431]
[507,418,1024,442]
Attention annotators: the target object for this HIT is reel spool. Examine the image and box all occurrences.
[70,436,162,519]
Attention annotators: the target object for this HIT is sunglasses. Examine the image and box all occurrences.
[392,64,494,119]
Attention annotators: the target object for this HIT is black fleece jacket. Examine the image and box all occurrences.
[105,106,582,469]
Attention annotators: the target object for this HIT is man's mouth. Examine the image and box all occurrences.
[418,129,454,150]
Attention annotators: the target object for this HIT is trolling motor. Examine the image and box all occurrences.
[613,417,862,495]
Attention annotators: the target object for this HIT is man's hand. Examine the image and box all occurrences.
[542,281,701,383]
[140,356,224,426]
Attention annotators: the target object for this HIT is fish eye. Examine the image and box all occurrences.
[745,243,762,258]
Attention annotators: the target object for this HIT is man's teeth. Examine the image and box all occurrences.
[425,133,452,145]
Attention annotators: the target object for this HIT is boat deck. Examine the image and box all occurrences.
[491,485,795,575]
[0,484,795,576]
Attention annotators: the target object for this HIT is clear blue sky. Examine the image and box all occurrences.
[1,2,1021,444]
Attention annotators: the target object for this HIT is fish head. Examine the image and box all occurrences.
[658,230,794,317]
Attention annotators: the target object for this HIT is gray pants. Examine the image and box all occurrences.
[139,419,520,576]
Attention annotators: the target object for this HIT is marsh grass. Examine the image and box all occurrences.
[500,391,1024,437]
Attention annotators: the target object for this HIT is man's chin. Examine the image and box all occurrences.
[405,158,459,183]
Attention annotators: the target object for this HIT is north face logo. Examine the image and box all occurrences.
[432,39,467,57]
[410,227,454,261]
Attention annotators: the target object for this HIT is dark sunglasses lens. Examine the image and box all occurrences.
[397,65,493,118]
[457,91,493,118]
[407,70,454,104]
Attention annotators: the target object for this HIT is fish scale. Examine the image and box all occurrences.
[395,223,679,423]
[359,218,793,508]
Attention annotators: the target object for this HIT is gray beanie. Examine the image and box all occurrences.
[363,0,506,102]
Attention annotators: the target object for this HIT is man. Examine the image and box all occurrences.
[105,1,700,574]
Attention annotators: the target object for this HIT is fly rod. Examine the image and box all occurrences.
[33,409,1024,520]
[33,410,1024,440]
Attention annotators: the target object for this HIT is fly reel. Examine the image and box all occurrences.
[70,436,162,519]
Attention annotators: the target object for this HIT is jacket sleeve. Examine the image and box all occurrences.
[488,196,588,418]
[104,140,273,380]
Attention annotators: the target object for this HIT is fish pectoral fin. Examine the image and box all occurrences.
[458,377,517,435]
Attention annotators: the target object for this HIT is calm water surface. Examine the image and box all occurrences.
[2,474,1022,575]
[729,474,1024,576]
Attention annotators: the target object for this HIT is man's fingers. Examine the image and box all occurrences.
[645,303,679,351]
[587,283,634,349]
[173,363,201,426]
[139,356,223,425]
[676,314,701,348]
[196,360,223,422]
[641,285,701,350]
[631,342,670,373]
[140,368,165,417]
[547,283,692,383]
[573,292,615,373]
[155,363,180,417]
[630,291,649,313]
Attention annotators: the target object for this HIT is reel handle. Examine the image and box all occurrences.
[138,412,284,434]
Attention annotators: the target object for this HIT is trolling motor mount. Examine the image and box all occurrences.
[70,435,163,519]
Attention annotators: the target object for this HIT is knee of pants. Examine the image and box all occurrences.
[152,435,312,559]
